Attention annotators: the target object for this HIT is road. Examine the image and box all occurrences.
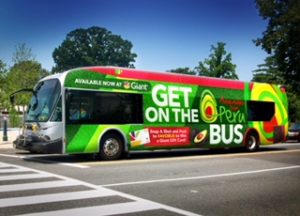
[0,142,300,215]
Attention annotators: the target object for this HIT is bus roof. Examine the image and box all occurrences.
[71,66,246,90]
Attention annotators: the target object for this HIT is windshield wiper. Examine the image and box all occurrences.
[30,82,45,111]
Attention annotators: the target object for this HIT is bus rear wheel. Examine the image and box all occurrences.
[99,133,124,160]
[245,132,259,152]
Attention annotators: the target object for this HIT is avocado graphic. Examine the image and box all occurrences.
[124,82,130,89]
[200,90,218,123]
[194,129,208,145]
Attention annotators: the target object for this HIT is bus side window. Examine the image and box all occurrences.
[93,92,143,124]
[247,101,275,121]
[66,90,143,124]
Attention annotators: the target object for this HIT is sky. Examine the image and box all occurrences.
[0,0,267,82]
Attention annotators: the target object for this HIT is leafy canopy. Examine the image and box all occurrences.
[255,0,300,93]
[52,26,137,72]
[254,0,300,122]
[4,44,49,110]
[195,42,238,80]
[0,60,8,110]
[168,67,196,75]
[12,43,35,64]
[7,61,45,106]
[252,55,283,83]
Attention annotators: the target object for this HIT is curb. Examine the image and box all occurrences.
[0,142,13,149]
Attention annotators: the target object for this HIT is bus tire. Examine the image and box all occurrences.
[99,133,124,160]
[245,132,259,152]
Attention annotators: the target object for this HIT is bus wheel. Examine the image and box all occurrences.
[99,133,124,160]
[245,132,259,152]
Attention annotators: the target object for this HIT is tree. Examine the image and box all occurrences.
[0,59,8,110]
[287,91,300,122]
[254,0,300,122]
[255,0,300,93]
[195,42,238,80]
[253,56,300,122]
[168,67,196,75]
[12,43,35,64]
[252,56,283,83]
[5,44,49,111]
[52,26,137,72]
[7,61,45,109]
[0,59,7,84]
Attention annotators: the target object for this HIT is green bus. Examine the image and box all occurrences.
[12,66,288,160]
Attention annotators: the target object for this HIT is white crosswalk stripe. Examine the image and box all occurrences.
[24,200,161,216]
[0,172,52,181]
[0,162,200,216]
[0,189,116,208]
[0,166,31,173]
[0,179,80,192]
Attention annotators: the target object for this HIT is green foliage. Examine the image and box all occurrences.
[0,59,7,84]
[255,0,300,93]
[7,60,44,106]
[168,67,196,75]
[9,109,22,127]
[0,59,6,74]
[255,0,300,122]
[12,43,35,64]
[0,44,50,112]
[287,90,300,122]
[252,56,300,122]
[252,56,283,83]
[0,59,8,110]
[52,26,137,72]
[195,42,238,80]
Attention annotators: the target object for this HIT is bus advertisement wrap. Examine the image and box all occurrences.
[62,68,288,155]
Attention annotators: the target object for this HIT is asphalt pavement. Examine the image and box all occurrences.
[0,142,300,215]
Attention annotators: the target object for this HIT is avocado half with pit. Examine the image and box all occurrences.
[194,129,208,144]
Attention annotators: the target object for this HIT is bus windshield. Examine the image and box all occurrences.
[26,79,61,122]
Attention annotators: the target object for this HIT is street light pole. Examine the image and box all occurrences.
[3,117,8,141]
[2,112,8,141]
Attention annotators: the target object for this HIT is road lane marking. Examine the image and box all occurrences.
[0,153,25,159]
[56,162,89,169]
[0,162,201,216]
[100,165,300,187]
[268,143,300,147]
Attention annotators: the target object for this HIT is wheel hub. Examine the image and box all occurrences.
[103,138,119,157]
[248,136,256,150]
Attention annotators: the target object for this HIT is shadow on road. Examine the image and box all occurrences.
[13,144,295,165]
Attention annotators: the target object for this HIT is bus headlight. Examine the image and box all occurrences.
[31,124,39,132]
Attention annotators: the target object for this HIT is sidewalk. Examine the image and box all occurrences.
[0,128,19,148]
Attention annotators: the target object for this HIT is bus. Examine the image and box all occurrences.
[12,66,289,160]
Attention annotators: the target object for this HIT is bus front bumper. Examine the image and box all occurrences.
[13,135,63,154]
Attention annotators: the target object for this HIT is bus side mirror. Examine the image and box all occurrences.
[9,88,33,105]
[10,95,15,105]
